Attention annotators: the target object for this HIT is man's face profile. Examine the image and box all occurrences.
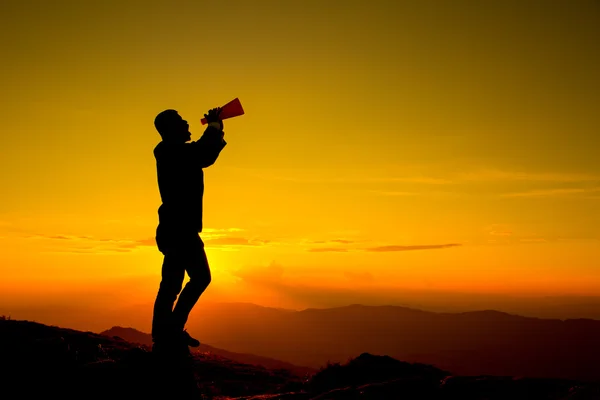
[169,113,191,142]
[155,110,191,142]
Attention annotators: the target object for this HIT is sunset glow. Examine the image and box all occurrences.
[1,0,599,331]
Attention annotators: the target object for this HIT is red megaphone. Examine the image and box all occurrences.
[201,98,245,124]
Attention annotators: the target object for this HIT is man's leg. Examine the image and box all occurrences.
[151,252,186,345]
[172,234,211,336]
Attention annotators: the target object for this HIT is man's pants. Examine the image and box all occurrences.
[151,226,211,343]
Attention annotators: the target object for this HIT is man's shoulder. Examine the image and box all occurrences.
[154,141,195,160]
[154,141,179,155]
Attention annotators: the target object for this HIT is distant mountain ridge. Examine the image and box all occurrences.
[179,302,600,382]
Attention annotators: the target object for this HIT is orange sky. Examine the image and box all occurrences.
[1,1,599,324]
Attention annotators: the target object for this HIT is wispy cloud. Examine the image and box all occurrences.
[369,177,452,184]
[501,187,600,198]
[369,191,419,196]
[25,234,157,254]
[365,244,461,252]
[489,230,512,236]
[226,166,452,185]
[458,169,600,183]
[205,237,270,246]
[303,237,366,252]
[307,238,358,245]
[308,248,349,253]
[24,230,273,253]
[203,228,245,233]
[330,239,355,244]
[518,238,548,243]
[192,228,272,248]
[307,242,462,253]
[231,165,600,186]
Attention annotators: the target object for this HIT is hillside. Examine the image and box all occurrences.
[0,318,303,398]
[100,326,315,376]
[2,317,600,399]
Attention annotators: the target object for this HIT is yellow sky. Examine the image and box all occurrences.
[1,0,599,317]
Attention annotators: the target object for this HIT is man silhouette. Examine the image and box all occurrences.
[151,107,226,355]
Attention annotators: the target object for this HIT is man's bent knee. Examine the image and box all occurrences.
[189,273,211,292]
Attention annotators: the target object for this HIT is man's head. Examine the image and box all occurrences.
[154,109,191,142]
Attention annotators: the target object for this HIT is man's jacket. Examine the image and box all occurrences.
[154,126,226,232]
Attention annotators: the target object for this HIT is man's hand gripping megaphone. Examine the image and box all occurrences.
[204,107,223,131]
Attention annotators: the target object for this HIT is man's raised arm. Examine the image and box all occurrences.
[190,123,227,168]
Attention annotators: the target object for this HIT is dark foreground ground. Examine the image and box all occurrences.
[1,318,599,399]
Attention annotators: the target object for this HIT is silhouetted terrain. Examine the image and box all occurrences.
[101,326,315,376]
[0,317,303,398]
[180,303,600,382]
[2,317,600,399]
[5,301,600,382]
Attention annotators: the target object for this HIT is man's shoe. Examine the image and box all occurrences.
[182,330,200,347]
